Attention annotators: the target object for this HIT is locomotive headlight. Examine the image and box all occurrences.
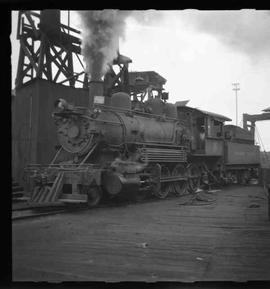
[93,108,101,114]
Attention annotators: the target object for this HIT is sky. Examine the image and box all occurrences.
[11,10,270,151]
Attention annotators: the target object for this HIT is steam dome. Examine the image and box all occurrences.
[111,92,131,110]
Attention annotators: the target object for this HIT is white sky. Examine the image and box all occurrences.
[11,10,270,151]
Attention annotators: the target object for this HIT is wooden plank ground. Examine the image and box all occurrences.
[12,185,270,282]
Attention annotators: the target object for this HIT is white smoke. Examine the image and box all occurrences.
[76,10,165,80]
[76,9,270,80]
[180,10,270,60]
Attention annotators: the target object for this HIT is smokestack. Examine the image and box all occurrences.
[77,10,130,108]
[89,80,104,109]
[88,38,120,108]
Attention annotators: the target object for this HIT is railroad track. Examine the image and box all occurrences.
[11,194,171,221]
[12,207,68,221]
[12,186,225,221]
[12,200,93,221]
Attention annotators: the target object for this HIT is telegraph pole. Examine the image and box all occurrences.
[232,83,240,126]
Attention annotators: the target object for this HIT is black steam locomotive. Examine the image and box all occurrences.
[25,55,260,207]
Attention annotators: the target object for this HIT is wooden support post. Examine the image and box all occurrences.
[20,39,39,74]
[45,48,52,81]
[15,46,25,87]
[268,184,270,221]
[37,35,46,78]
[83,73,89,89]
[24,11,39,39]
[67,52,75,87]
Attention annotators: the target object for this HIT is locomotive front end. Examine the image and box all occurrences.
[54,104,98,156]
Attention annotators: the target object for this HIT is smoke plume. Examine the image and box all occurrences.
[77,10,165,80]
[77,10,131,80]
[181,10,270,60]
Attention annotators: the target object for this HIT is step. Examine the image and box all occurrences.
[12,186,24,193]
[12,191,24,198]
[12,197,29,203]
[58,199,87,203]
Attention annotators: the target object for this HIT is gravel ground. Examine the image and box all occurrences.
[12,185,270,282]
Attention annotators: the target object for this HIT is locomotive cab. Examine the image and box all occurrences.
[176,105,231,156]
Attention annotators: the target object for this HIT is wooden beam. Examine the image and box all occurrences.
[20,39,38,73]
[15,45,26,87]
[50,45,72,76]
[83,73,89,89]
[74,52,85,70]
[28,11,40,18]
[16,11,22,40]
[33,46,41,63]
[23,38,38,61]
[21,27,41,41]
[45,48,53,81]
[67,52,75,87]
[60,23,81,35]
[51,53,68,83]
[49,47,64,64]
[50,53,70,80]
[37,35,46,78]
[54,35,81,56]
[52,63,62,83]
[58,71,84,85]
[24,11,39,39]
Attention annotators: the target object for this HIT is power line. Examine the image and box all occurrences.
[232,83,240,126]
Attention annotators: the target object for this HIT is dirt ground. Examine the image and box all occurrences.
[12,185,270,282]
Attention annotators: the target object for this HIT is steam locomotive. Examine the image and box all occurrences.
[25,55,260,207]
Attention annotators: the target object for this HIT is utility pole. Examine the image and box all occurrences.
[232,83,240,126]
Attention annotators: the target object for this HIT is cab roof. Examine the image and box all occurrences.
[176,105,232,122]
